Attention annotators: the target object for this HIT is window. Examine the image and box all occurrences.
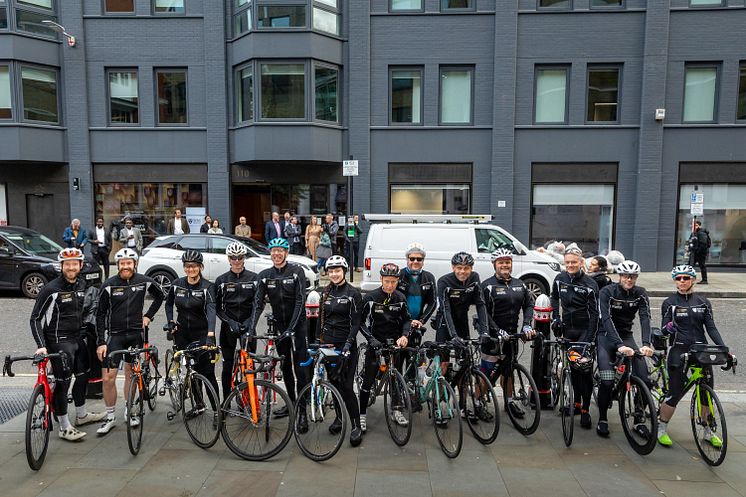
[390,185,470,214]
[313,0,339,35]
[683,66,717,123]
[390,0,422,11]
[441,0,473,9]
[236,66,253,123]
[260,63,305,119]
[440,67,472,125]
[21,66,58,123]
[17,0,52,7]
[738,65,746,121]
[0,66,10,119]
[156,70,187,124]
[233,0,251,36]
[105,0,134,13]
[314,64,338,122]
[175,236,208,252]
[538,0,571,8]
[390,68,422,124]
[475,228,514,254]
[535,67,568,124]
[109,70,139,124]
[154,0,184,13]
[690,0,723,5]
[15,0,58,38]
[0,4,7,29]
[587,66,619,122]
[209,237,232,254]
[257,5,306,28]
[590,0,622,6]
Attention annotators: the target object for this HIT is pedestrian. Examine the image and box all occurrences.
[167,208,190,235]
[687,220,710,284]
[344,214,363,272]
[118,217,143,254]
[208,219,223,234]
[587,255,611,290]
[305,216,322,261]
[264,211,284,244]
[234,216,252,238]
[316,228,333,274]
[323,213,339,255]
[285,215,303,255]
[200,215,212,234]
[63,218,89,251]
[282,211,291,234]
[89,217,112,279]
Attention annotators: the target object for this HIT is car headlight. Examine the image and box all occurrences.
[52,262,61,272]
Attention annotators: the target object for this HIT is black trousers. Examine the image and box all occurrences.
[219,322,256,401]
[93,246,110,279]
[276,322,310,403]
[692,252,708,282]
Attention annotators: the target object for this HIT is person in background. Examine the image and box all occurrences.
[118,217,143,255]
[63,218,88,251]
[305,216,323,261]
[90,217,112,279]
[323,213,339,254]
[687,220,710,285]
[282,211,291,235]
[208,219,223,234]
[316,227,333,274]
[167,208,190,235]
[234,216,252,238]
[200,215,212,234]
[587,255,611,290]
[344,214,363,272]
[285,215,303,255]
[264,212,284,244]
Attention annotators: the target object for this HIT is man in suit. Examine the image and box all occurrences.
[200,215,212,234]
[63,218,89,251]
[89,217,112,278]
[167,208,190,235]
[264,211,284,243]
[118,217,143,254]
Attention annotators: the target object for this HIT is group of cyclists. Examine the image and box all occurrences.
[27,232,735,453]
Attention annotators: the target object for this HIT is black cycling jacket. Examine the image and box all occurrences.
[30,276,91,348]
[598,283,651,349]
[434,272,488,338]
[360,287,411,341]
[397,268,437,323]
[319,281,363,345]
[481,275,534,335]
[250,263,306,333]
[661,292,724,347]
[96,273,165,345]
[165,276,216,344]
[215,269,259,330]
[550,271,599,343]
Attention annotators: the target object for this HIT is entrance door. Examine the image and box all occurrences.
[232,185,271,241]
[26,194,56,236]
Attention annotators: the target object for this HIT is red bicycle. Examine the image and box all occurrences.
[3,352,68,470]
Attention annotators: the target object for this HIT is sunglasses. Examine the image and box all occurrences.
[620,274,638,279]
[408,257,424,262]
[229,256,244,261]
[674,276,692,282]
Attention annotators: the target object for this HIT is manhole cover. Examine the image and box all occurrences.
[0,388,31,424]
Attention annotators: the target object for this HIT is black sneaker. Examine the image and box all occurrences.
[507,401,525,419]
[328,416,343,435]
[185,406,206,420]
[580,412,592,429]
[475,404,494,422]
[461,408,478,423]
[699,281,708,285]
[273,405,289,418]
[350,426,362,447]
[596,420,610,437]
[297,413,309,434]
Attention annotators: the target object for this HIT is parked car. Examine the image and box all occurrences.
[0,226,102,298]
[138,234,320,293]
[361,215,561,297]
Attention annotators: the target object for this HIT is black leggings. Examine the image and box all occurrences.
[596,335,650,421]
[359,344,405,415]
[48,339,89,417]
[175,334,220,407]
[219,322,256,401]
[665,345,714,408]
[564,328,592,411]
[328,341,360,427]
[276,324,310,403]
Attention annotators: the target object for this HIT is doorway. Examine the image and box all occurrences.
[26,194,56,235]
[232,185,271,241]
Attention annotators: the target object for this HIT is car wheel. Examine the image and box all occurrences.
[150,270,176,293]
[521,276,548,299]
[22,273,48,299]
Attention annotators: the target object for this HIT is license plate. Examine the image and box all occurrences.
[85,273,99,280]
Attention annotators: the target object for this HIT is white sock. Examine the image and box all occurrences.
[658,420,668,435]
[76,405,87,419]
[58,414,71,430]
[506,396,513,403]
[106,406,116,420]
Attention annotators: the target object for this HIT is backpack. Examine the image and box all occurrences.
[704,230,712,249]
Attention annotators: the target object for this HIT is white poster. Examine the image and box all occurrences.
[185,207,206,232]
[0,184,7,226]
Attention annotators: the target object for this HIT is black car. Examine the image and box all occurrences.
[0,226,102,298]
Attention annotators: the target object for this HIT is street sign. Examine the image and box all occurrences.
[690,203,704,216]
[343,160,359,176]
[690,192,704,204]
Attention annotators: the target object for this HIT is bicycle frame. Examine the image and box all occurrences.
[300,346,339,423]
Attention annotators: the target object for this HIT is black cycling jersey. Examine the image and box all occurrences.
[434,272,488,339]
[481,275,534,334]
[319,281,363,345]
[214,269,259,330]
[598,283,652,349]
[397,268,436,323]
[589,272,612,291]
[250,263,306,333]
[550,271,599,342]
[360,287,411,341]
[165,276,216,345]
[30,276,92,348]
[95,273,165,345]
[661,292,724,348]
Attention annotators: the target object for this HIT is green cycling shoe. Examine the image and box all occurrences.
[657,433,673,447]
[707,434,723,448]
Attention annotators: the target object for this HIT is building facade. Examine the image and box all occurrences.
[0,0,745,269]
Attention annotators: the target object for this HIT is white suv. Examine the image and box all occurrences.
[139,234,319,292]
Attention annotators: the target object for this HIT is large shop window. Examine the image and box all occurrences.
[108,70,139,124]
[531,184,615,255]
[21,66,58,124]
[389,163,472,214]
[268,184,346,215]
[0,66,11,119]
[156,69,187,124]
[683,65,718,123]
[535,67,568,124]
[260,63,305,119]
[390,68,422,125]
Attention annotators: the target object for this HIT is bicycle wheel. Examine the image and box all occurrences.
[383,369,412,446]
[618,376,657,455]
[647,358,667,408]
[549,346,562,409]
[591,361,600,407]
[181,373,221,449]
[430,376,463,458]
[146,353,160,411]
[460,368,500,444]
[690,383,728,466]
[126,377,144,455]
[504,363,541,436]
[354,343,367,395]
[560,367,574,447]
[164,350,183,413]
[222,380,293,461]
[25,384,51,471]
[293,380,347,462]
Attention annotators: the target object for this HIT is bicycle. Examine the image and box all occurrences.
[257,315,284,400]
[220,332,293,461]
[141,326,161,412]
[293,344,347,462]
[546,338,593,447]
[3,352,67,470]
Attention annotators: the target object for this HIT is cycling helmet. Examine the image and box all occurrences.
[181,249,203,265]
[491,248,513,262]
[325,255,348,271]
[606,250,625,267]
[451,251,474,266]
[267,238,290,251]
[225,241,248,257]
[405,243,426,258]
[616,260,641,275]
[114,248,139,262]
[58,247,84,262]
[671,264,696,279]
[380,263,401,277]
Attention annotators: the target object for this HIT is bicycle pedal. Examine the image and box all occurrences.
[159,387,166,396]
[166,411,175,421]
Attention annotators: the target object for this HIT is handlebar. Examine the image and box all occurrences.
[3,352,66,378]
[108,347,158,361]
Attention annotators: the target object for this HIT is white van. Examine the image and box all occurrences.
[361,215,561,297]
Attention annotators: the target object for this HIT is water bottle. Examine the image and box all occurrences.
[418,362,429,387]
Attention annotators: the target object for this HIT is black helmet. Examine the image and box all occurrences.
[380,263,401,277]
[451,251,474,266]
[182,250,203,264]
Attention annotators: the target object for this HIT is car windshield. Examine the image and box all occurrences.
[6,232,63,258]
[241,237,271,256]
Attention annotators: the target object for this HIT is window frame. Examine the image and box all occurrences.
[440,0,475,12]
[255,2,308,30]
[589,0,624,9]
[19,63,60,125]
[235,61,254,124]
[102,0,135,15]
[106,67,140,126]
[152,0,186,15]
[0,1,8,30]
[585,64,622,124]
[312,0,340,36]
[14,0,59,39]
[737,62,746,122]
[533,64,570,125]
[389,66,424,126]
[313,61,340,123]
[682,63,720,124]
[438,65,474,126]
[258,60,308,121]
[537,0,573,10]
[232,0,252,37]
[689,0,724,7]
[155,68,189,126]
[389,0,424,13]
[389,183,472,215]
[0,63,12,120]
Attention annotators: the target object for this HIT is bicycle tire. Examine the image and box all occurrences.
[383,369,413,446]
[126,377,144,455]
[164,349,183,413]
[690,383,728,466]
[549,346,562,410]
[222,380,293,461]
[146,353,160,411]
[293,380,347,462]
[431,376,463,458]
[181,372,221,449]
[25,384,50,471]
[618,375,658,455]
[560,367,574,447]
[354,343,367,396]
[647,357,668,408]
[459,367,500,444]
[591,361,600,407]
[504,363,541,436]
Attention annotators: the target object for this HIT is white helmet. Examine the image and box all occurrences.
[325,255,348,271]
[606,250,625,267]
[114,248,139,262]
[490,248,514,262]
[225,241,248,257]
[405,242,426,258]
[616,260,641,275]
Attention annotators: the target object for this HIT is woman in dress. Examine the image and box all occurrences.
[304,216,323,261]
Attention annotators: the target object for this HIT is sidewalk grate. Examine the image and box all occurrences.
[0,388,31,424]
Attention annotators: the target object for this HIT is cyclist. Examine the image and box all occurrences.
[250,238,309,424]
[358,263,412,433]
[657,264,733,448]
[319,255,363,446]
[30,248,105,441]
[481,248,536,419]
[164,250,219,405]
[214,241,259,402]
[95,248,165,435]
[550,246,599,429]
[596,260,654,438]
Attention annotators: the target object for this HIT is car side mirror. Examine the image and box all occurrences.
[0,246,12,257]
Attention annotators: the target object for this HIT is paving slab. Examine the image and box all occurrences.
[196,469,284,497]
[355,469,432,497]
[653,479,742,497]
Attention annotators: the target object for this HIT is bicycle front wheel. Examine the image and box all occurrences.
[146,353,160,411]
[504,363,541,436]
[294,380,347,462]
[354,343,367,396]
[164,349,183,414]
[383,369,412,446]
[690,383,728,466]
[549,347,562,409]
[126,377,145,455]
[460,368,500,444]
[222,380,293,461]
[181,373,221,449]
[25,384,51,471]
[618,376,658,455]
[430,376,463,458]
[560,367,575,447]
